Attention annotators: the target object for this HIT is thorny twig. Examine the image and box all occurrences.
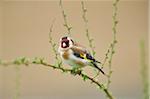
[81,1,103,81]
[0,57,114,99]
[81,1,96,57]
[59,0,72,36]
[106,0,119,89]
[49,19,62,67]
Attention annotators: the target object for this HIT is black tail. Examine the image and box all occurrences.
[92,62,105,75]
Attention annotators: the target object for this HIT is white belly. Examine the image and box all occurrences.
[60,49,89,68]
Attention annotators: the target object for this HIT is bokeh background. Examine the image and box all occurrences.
[0,0,148,99]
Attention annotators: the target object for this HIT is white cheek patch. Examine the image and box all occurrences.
[69,41,72,46]
[63,42,66,47]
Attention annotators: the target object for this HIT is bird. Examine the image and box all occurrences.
[58,36,105,75]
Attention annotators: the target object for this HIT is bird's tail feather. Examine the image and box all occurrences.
[92,62,105,75]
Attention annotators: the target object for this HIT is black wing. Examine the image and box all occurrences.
[73,52,84,59]
[86,53,101,63]
[72,48,105,75]
[86,53,96,62]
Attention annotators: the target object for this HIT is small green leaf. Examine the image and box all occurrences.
[112,50,115,54]
[68,27,72,30]
[32,57,42,64]
[90,39,94,42]
[114,40,118,44]
[110,70,113,74]
[82,75,88,81]
[115,20,118,24]
[53,43,56,47]
[92,51,96,56]
[14,57,26,65]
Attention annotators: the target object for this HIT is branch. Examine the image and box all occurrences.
[106,0,119,89]
[140,40,149,99]
[81,1,96,57]
[59,0,72,35]
[0,57,114,99]
[49,19,62,67]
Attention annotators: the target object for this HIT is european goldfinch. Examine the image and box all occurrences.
[58,36,105,75]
